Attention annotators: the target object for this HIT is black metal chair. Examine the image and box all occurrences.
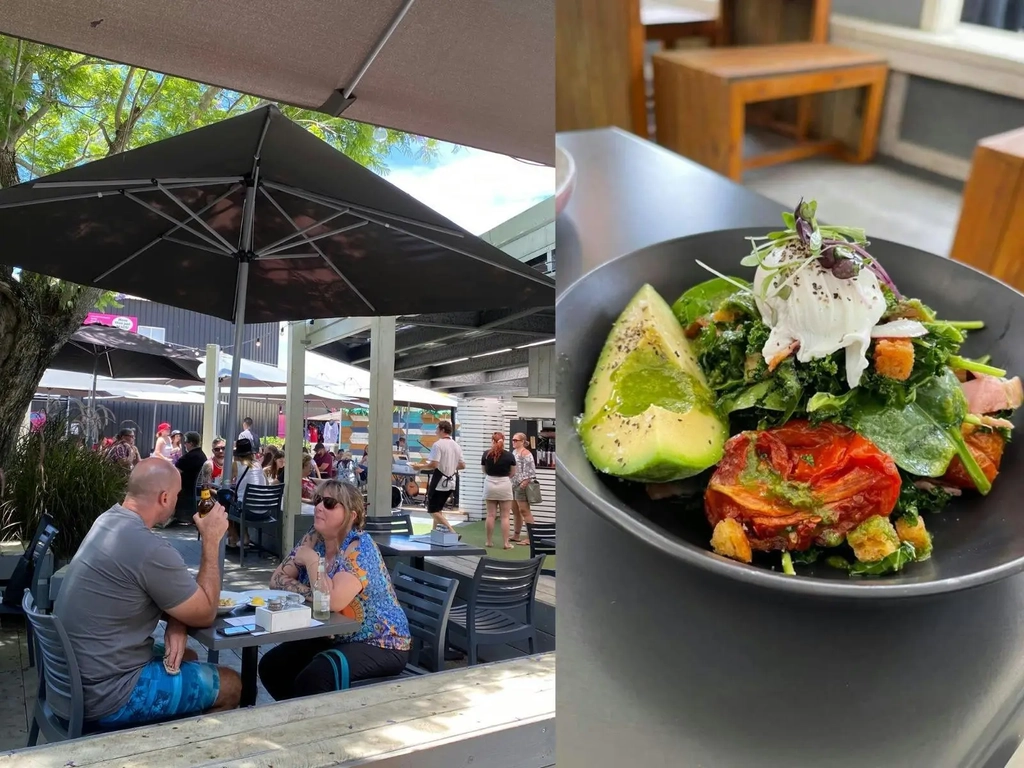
[351,564,458,688]
[1,515,58,668]
[23,589,88,745]
[363,513,414,536]
[446,556,546,665]
[526,522,556,576]
[228,483,285,567]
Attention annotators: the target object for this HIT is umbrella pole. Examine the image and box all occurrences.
[89,355,100,446]
[219,179,257,583]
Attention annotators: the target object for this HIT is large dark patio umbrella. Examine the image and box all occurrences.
[53,324,202,443]
[0,104,554,498]
[56,324,202,383]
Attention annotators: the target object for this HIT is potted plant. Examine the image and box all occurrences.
[1,404,128,567]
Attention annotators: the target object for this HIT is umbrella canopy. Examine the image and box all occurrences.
[55,324,202,381]
[0,0,553,164]
[0,105,554,322]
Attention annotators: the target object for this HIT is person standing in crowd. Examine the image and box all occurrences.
[174,431,207,524]
[169,430,183,463]
[153,422,173,461]
[510,432,538,545]
[106,428,140,469]
[357,446,369,485]
[415,420,464,535]
[481,432,516,550]
[199,437,226,487]
[225,438,267,550]
[238,417,260,454]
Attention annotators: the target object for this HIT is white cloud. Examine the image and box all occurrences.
[386,148,554,235]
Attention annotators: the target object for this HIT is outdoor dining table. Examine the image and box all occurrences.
[369,533,486,571]
[189,609,359,707]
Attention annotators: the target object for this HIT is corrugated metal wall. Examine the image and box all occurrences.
[32,395,281,458]
[116,298,280,366]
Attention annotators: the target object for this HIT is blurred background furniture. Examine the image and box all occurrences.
[951,127,1024,291]
[654,42,887,180]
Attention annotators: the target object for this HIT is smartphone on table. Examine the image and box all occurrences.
[220,624,256,636]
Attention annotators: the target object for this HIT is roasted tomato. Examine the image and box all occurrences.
[942,424,1005,490]
[705,420,902,553]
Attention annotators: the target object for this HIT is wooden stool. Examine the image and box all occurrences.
[642,2,719,47]
[951,127,1024,291]
[652,42,888,181]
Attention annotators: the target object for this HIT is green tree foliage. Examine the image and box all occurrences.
[0,35,437,463]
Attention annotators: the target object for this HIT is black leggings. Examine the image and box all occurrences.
[258,638,409,700]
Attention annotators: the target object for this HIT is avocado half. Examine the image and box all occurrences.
[579,284,729,483]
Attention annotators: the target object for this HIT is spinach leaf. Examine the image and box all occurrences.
[790,547,821,565]
[672,277,752,327]
[849,541,917,576]
[719,380,774,415]
[845,368,991,494]
[895,474,955,521]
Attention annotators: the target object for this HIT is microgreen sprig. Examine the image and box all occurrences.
[740,199,902,301]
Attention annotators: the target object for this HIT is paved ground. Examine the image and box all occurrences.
[0,507,468,751]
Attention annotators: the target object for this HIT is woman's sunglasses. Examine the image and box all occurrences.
[312,495,342,510]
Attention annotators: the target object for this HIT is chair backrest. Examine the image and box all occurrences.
[469,556,546,620]
[2,515,58,607]
[22,590,84,739]
[240,483,284,517]
[391,563,458,673]
[364,514,414,536]
[391,485,402,510]
[527,522,556,559]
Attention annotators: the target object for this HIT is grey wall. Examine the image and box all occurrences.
[831,0,925,26]
[117,298,279,366]
[900,76,1024,158]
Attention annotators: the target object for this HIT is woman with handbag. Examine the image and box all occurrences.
[511,433,540,546]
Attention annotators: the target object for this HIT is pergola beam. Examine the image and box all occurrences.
[393,335,530,374]
[399,349,528,380]
[302,317,374,349]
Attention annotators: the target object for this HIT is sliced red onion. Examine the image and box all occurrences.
[870,320,929,338]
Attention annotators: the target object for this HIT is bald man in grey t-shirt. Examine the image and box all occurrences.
[54,459,241,725]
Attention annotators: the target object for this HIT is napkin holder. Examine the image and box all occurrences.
[255,603,311,633]
[430,528,460,547]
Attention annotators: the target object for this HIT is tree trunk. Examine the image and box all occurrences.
[0,145,18,188]
[0,276,101,463]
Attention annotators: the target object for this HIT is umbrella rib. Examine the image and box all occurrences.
[124,192,234,255]
[163,235,236,257]
[254,209,349,256]
[35,177,245,189]
[260,187,377,313]
[258,220,367,258]
[156,183,237,253]
[262,181,463,238]
[92,185,241,283]
[342,0,417,99]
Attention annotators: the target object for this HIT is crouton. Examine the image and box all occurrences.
[895,515,933,559]
[847,515,899,563]
[710,518,753,564]
[873,338,915,381]
[711,308,738,324]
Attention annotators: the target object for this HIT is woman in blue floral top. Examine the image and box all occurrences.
[259,479,411,699]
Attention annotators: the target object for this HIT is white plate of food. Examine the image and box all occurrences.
[242,589,298,608]
[217,591,246,615]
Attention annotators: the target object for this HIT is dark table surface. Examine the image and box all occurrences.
[371,534,486,559]
[555,128,786,767]
[189,608,359,651]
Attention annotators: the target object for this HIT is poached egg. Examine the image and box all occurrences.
[754,244,887,389]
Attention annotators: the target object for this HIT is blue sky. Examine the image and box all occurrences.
[376,140,554,235]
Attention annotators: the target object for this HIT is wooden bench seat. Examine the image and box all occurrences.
[951,127,1024,291]
[1,654,556,768]
[653,42,888,180]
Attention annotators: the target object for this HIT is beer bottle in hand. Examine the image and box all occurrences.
[197,486,216,517]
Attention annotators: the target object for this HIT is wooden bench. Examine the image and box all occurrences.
[951,127,1024,291]
[426,555,556,664]
[1,654,556,767]
[642,2,719,47]
[653,42,888,181]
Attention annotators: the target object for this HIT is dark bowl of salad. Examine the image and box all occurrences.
[557,203,1024,598]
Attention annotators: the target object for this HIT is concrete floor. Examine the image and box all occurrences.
[743,157,964,258]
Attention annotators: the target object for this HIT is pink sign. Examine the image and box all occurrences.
[278,411,286,438]
[84,312,138,333]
